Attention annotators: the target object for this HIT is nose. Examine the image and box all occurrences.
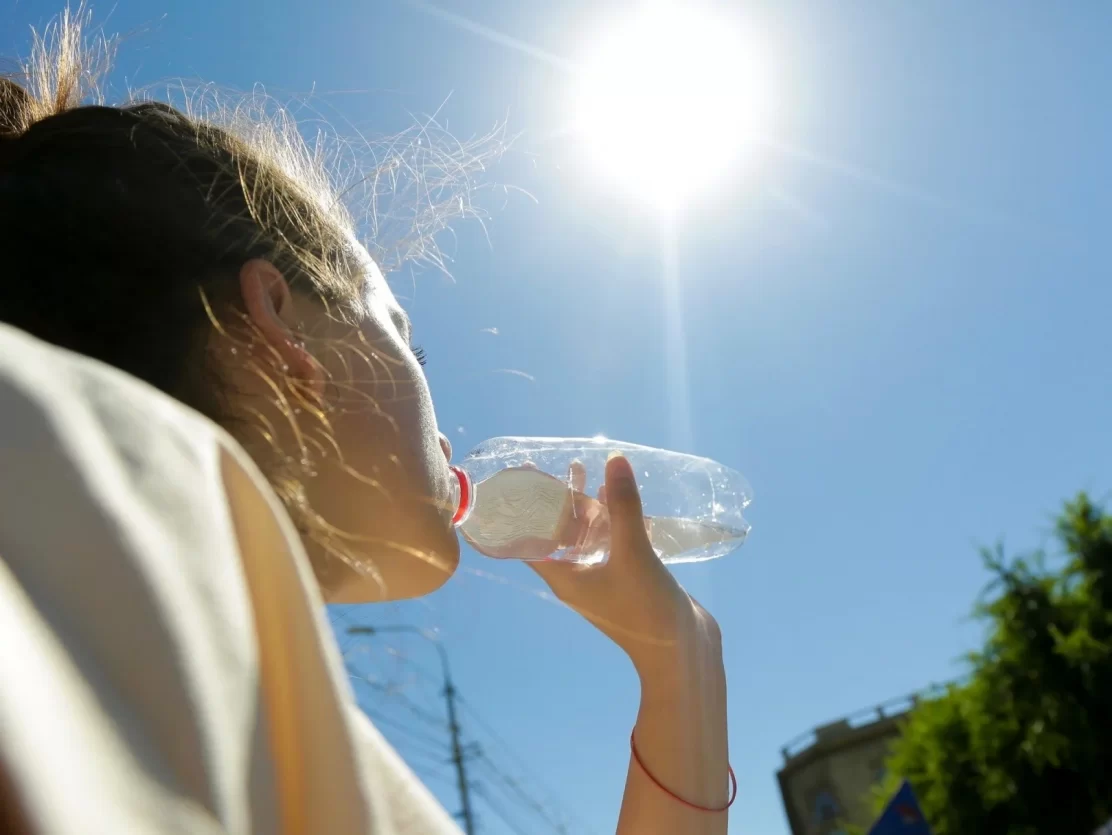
[439,433,453,463]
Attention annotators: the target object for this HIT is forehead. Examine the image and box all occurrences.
[355,247,389,296]
[349,240,407,331]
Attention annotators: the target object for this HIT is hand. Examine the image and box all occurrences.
[530,454,721,676]
[534,455,730,831]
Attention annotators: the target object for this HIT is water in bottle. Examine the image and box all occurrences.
[447,437,751,565]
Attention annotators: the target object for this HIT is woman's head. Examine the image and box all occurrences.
[0,12,460,601]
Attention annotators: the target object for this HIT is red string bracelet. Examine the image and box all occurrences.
[630,731,738,813]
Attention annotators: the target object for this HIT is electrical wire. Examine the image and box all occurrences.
[471,785,534,835]
[346,636,445,688]
[352,675,450,729]
[458,695,597,835]
[342,626,596,834]
[473,754,570,834]
[361,709,452,759]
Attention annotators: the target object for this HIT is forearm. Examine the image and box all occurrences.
[616,632,730,835]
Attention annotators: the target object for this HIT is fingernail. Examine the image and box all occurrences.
[606,452,635,482]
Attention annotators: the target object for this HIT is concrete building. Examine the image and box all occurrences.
[776,692,927,835]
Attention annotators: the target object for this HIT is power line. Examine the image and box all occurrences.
[348,650,438,692]
[364,712,574,834]
[361,709,452,760]
[472,785,534,835]
[347,625,596,835]
[329,606,371,656]
[412,765,460,789]
[376,650,445,688]
[348,625,476,835]
[473,754,570,834]
[457,696,597,835]
[345,633,446,688]
[361,708,448,752]
[353,675,451,729]
[398,751,459,779]
[327,606,361,632]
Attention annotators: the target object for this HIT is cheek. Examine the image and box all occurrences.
[315,319,442,485]
[395,374,443,477]
[341,350,441,477]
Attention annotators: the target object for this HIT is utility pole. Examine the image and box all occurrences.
[443,675,476,834]
[348,625,475,835]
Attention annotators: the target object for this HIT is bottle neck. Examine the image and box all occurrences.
[449,466,474,528]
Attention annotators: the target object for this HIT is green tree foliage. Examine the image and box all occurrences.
[871,494,1112,835]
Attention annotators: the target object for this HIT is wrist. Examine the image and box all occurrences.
[627,617,730,815]
[636,652,727,724]
[631,609,724,687]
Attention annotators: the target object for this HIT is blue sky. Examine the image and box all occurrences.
[6,1,1112,832]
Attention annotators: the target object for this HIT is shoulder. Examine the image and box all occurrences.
[0,323,262,832]
[0,322,225,502]
[0,324,459,834]
[0,322,252,613]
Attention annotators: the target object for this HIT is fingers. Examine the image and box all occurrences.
[568,459,586,493]
[604,453,653,559]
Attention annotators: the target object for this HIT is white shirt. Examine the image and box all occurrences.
[0,323,460,835]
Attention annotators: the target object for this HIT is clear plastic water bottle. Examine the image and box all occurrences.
[447,437,752,565]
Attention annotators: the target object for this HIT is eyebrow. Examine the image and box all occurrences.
[395,310,414,342]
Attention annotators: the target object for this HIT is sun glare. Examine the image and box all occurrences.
[571,3,770,208]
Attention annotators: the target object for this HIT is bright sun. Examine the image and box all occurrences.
[571,3,771,208]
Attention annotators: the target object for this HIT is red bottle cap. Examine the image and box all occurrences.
[449,466,473,527]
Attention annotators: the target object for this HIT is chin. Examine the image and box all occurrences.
[326,527,461,604]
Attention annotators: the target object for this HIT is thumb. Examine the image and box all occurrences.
[605,453,652,558]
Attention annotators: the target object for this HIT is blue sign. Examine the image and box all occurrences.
[867,780,933,835]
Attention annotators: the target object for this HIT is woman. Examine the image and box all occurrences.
[0,13,731,834]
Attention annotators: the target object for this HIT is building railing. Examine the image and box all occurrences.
[780,683,952,763]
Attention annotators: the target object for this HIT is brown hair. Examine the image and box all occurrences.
[0,8,501,581]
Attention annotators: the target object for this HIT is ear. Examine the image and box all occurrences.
[238,259,325,393]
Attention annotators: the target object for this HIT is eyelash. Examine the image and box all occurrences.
[411,345,428,367]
